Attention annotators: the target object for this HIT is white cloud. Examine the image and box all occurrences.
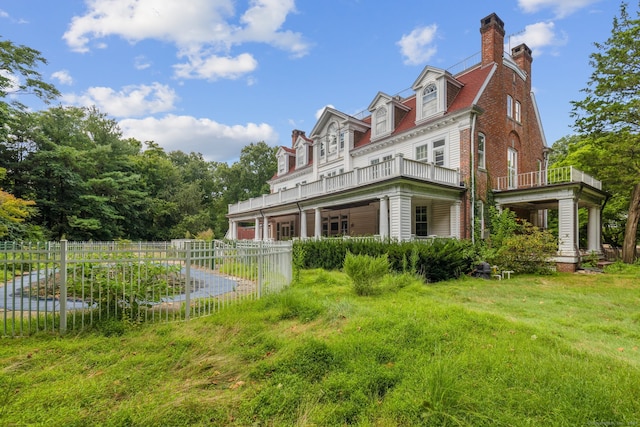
[62,82,178,117]
[134,55,151,70]
[518,0,601,18]
[507,21,567,56]
[63,0,309,80]
[173,53,258,81]
[118,114,278,162]
[397,24,438,66]
[51,70,73,85]
[315,104,334,120]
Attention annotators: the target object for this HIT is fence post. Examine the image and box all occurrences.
[59,240,68,334]
[185,241,191,321]
[257,241,263,298]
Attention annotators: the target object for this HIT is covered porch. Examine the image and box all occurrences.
[228,179,465,242]
[493,166,608,272]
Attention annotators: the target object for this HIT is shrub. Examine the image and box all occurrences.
[485,214,557,274]
[343,252,390,296]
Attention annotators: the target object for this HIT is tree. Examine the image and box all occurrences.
[1,38,59,143]
[0,168,36,239]
[571,2,640,263]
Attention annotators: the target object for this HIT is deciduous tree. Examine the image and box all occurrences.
[571,2,640,263]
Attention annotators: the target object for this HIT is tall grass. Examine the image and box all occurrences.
[1,267,639,426]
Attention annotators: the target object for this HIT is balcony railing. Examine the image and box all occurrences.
[494,166,602,191]
[228,156,461,215]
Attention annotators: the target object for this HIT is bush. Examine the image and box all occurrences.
[484,208,557,274]
[293,238,476,283]
[343,252,390,296]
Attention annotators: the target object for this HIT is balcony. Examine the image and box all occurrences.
[228,156,461,215]
[494,166,602,192]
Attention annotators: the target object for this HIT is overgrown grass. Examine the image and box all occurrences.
[1,267,639,426]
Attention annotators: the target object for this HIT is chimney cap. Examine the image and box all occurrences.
[480,13,505,34]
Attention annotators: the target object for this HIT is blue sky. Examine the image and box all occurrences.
[0,0,627,163]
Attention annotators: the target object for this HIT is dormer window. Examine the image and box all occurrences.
[375,107,388,135]
[422,84,437,118]
[296,144,306,167]
[278,156,287,175]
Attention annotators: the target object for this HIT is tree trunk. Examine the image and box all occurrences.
[622,182,640,264]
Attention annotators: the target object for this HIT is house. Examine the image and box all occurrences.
[227,13,607,272]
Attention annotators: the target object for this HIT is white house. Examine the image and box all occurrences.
[227,13,607,272]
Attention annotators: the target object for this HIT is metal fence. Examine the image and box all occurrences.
[1,240,292,337]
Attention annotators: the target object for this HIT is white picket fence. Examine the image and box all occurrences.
[1,240,292,337]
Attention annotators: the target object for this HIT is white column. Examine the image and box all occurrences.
[254,217,261,241]
[263,216,269,241]
[300,210,307,239]
[314,207,322,238]
[389,193,412,241]
[587,206,601,253]
[230,220,238,240]
[557,198,578,257]
[379,197,389,238]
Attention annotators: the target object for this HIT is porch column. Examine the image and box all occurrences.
[263,216,269,241]
[300,210,307,239]
[379,196,389,238]
[557,198,579,257]
[389,193,412,241]
[254,217,261,241]
[450,201,461,238]
[229,220,238,240]
[314,207,322,238]
[587,206,601,254]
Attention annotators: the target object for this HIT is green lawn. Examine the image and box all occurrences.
[1,266,639,426]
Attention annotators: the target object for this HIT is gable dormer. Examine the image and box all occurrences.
[368,92,411,141]
[412,66,462,124]
[293,134,312,169]
[276,146,294,177]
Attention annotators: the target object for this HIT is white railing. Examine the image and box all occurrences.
[228,156,461,215]
[494,166,602,191]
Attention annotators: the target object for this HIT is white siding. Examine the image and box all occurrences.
[431,202,451,236]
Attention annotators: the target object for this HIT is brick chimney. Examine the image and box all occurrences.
[291,129,305,147]
[511,43,533,81]
[480,13,505,66]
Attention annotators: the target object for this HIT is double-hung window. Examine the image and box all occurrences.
[415,206,428,237]
[422,84,437,117]
[416,144,429,162]
[375,107,387,135]
[477,133,486,169]
[507,94,513,118]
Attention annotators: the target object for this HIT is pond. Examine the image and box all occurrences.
[1,267,241,312]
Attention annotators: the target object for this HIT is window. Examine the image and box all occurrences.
[422,84,437,117]
[515,100,521,122]
[296,145,305,167]
[433,139,445,166]
[506,94,513,118]
[415,206,428,237]
[507,148,518,189]
[382,154,393,176]
[375,107,387,135]
[477,133,486,169]
[278,156,286,175]
[319,140,325,157]
[416,144,428,161]
[370,158,380,179]
[327,122,338,153]
[339,130,345,150]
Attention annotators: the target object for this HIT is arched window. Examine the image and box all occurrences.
[422,83,438,117]
[375,107,387,135]
[327,122,338,153]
